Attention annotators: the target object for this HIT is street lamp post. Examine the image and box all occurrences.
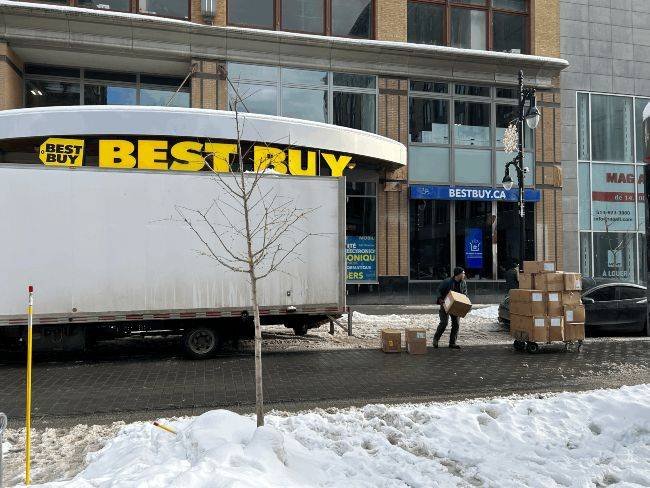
[502,70,541,270]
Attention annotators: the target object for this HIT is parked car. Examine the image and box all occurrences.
[498,282,648,335]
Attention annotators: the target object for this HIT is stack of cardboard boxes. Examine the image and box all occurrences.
[380,328,428,354]
[510,261,586,344]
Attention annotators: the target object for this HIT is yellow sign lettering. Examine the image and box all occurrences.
[254,147,288,174]
[204,143,237,173]
[99,140,136,169]
[288,149,317,176]
[39,138,85,167]
[170,141,205,171]
[138,140,168,170]
[322,153,351,177]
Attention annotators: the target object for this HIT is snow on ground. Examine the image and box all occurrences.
[250,306,511,353]
[8,384,650,487]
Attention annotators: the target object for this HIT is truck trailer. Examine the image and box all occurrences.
[0,165,346,358]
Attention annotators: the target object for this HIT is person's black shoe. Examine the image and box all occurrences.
[449,344,461,349]
[433,339,439,348]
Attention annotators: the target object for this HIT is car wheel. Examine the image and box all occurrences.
[183,327,218,359]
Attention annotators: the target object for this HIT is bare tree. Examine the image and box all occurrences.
[175,78,316,427]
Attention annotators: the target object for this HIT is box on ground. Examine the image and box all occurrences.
[548,316,564,341]
[510,289,545,316]
[381,329,401,353]
[564,322,585,341]
[564,304,586,324]
[519,273,533,289]
[510,314,548,343]
[443,291,472,318]
[405,328,427,355]
[524,260,556,274]
[534,272,564,292]
[546,292,562,316]
[564,273,583,291]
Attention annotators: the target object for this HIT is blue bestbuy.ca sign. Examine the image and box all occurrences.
[410,185,541,202]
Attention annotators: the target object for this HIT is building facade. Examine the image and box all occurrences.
[561,0,649,286]
[0,0,566,303]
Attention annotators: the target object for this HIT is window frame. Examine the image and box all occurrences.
[57,0,191,20]
[406,0,530,53]
[226,0,375,39]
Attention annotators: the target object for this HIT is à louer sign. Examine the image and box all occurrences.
[410,185,541,202]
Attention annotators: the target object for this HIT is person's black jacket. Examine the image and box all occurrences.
[504,267,519,292]
[436,277,468,305]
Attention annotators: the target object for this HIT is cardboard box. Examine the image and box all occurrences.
[564,305,586,324]
[523,260,556,274]
[510,289,545,316]
[534,272,565,292]
[548,316,564,342]
[561,291,582,306]
[564,322,585,341]
[510,314,548,343]
[443,291,472,318]
[405,328,427,355]
[380,329,401,353]
[546,292,562,316]
[563,273,583,291]
[519,273,533,289]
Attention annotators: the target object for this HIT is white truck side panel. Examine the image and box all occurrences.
[0,166,343,318]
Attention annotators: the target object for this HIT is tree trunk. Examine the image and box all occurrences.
[250,276,264,427]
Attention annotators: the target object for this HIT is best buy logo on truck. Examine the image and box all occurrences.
[39,138,85,167]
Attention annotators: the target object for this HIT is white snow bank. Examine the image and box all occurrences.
[2,440,10,455]
[468,304,500,320]
[27,384,650,487]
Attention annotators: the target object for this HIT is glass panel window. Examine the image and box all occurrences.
[454,0,486,5]
[577,92,590,161]
[496,104,532,148]
[496,201,535,278]
[635,98,650,163]
[333,92,376,132]
[580,232,593,279]
[333,73,376,89]
[228,63,278,83]
[493,12,526,53]
[84,85,137,105]
[282,0,324,33]
[579,163,591,230]
[454,148,491,184]
[638,166,645,231]
[346,196,376,236]
[450,8,486,50]
[347,181,377,196]
[407,1,444,45]
[591,94,633,162]
[408,146,450,182]
[496,87,517,99]
[228,83,277,115]
[140,87,189,107]
[455,201,493,279]
[410,80,448,93]
[593,232,637,283]
[591,163,636,232]
[454,100,490,146]
[455,84,490,97]
[138,0,188,18]
[77,0,130,11]
[493,0,527,11]
[228,0,274,27]
[331,0,373,38]
[281,67,327,85]
[410,199,451,280]
[25,65,80,78]
[282,87,328,123]
[409,98,449,144]
[26,80,81,107]
[85,70,136,83]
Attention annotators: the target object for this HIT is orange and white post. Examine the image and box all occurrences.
[25,285,34,485]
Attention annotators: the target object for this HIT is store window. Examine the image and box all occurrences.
[454,148,491,184]
[26,79,81,107]
[229,83,278,115]
[139,0,189,19]
[591,163,636,232]
[346,181,377,282]
[492,12,525,53]
[454,100,490,146]
[591,94,633,163]
[455,201,493,279]
[451,8,486,50]
[84,85,137,105]
[228,0,373,38]
[281,88,328,122]
[577,92,590,161]
[78,0,130,11]
[409,199,451,280]
[409,98,449,144]
[407,1,444,45]
[408,146,450,182]
[496,201,534,278]
[593,232,637,283]
[578,163,591,230]
[333,92,376,133]
[635,98,650,163]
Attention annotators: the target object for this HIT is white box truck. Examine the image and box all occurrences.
[0,165,345,358]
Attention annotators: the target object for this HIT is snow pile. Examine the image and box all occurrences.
[468,304,500,320]
[26,384,650,487]
[2,440,10,455]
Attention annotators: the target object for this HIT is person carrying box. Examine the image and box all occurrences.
[434,267,467,350]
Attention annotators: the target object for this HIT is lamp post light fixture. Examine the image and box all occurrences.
[502,70,540,270]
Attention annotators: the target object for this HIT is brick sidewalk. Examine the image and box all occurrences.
[0,340,648,422]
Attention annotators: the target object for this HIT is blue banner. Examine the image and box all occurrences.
[346,236,377,282]
[465,228,483,269]
[410,185,541,202]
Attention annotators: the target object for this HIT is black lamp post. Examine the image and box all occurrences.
[502,70,541,270]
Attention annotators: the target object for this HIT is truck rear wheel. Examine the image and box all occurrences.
[183,327,218,359]
[293,324,308,336]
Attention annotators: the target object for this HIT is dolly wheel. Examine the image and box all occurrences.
[513,340,525,352]
[525,342,539,354]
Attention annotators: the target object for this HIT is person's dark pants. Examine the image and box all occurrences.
[434,309,459,345]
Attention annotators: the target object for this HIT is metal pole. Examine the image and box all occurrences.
[347,306,352,336]
[518,70,526,269]
[329,319,334,335]
[25,285,33,485]
[0,412,7,488]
